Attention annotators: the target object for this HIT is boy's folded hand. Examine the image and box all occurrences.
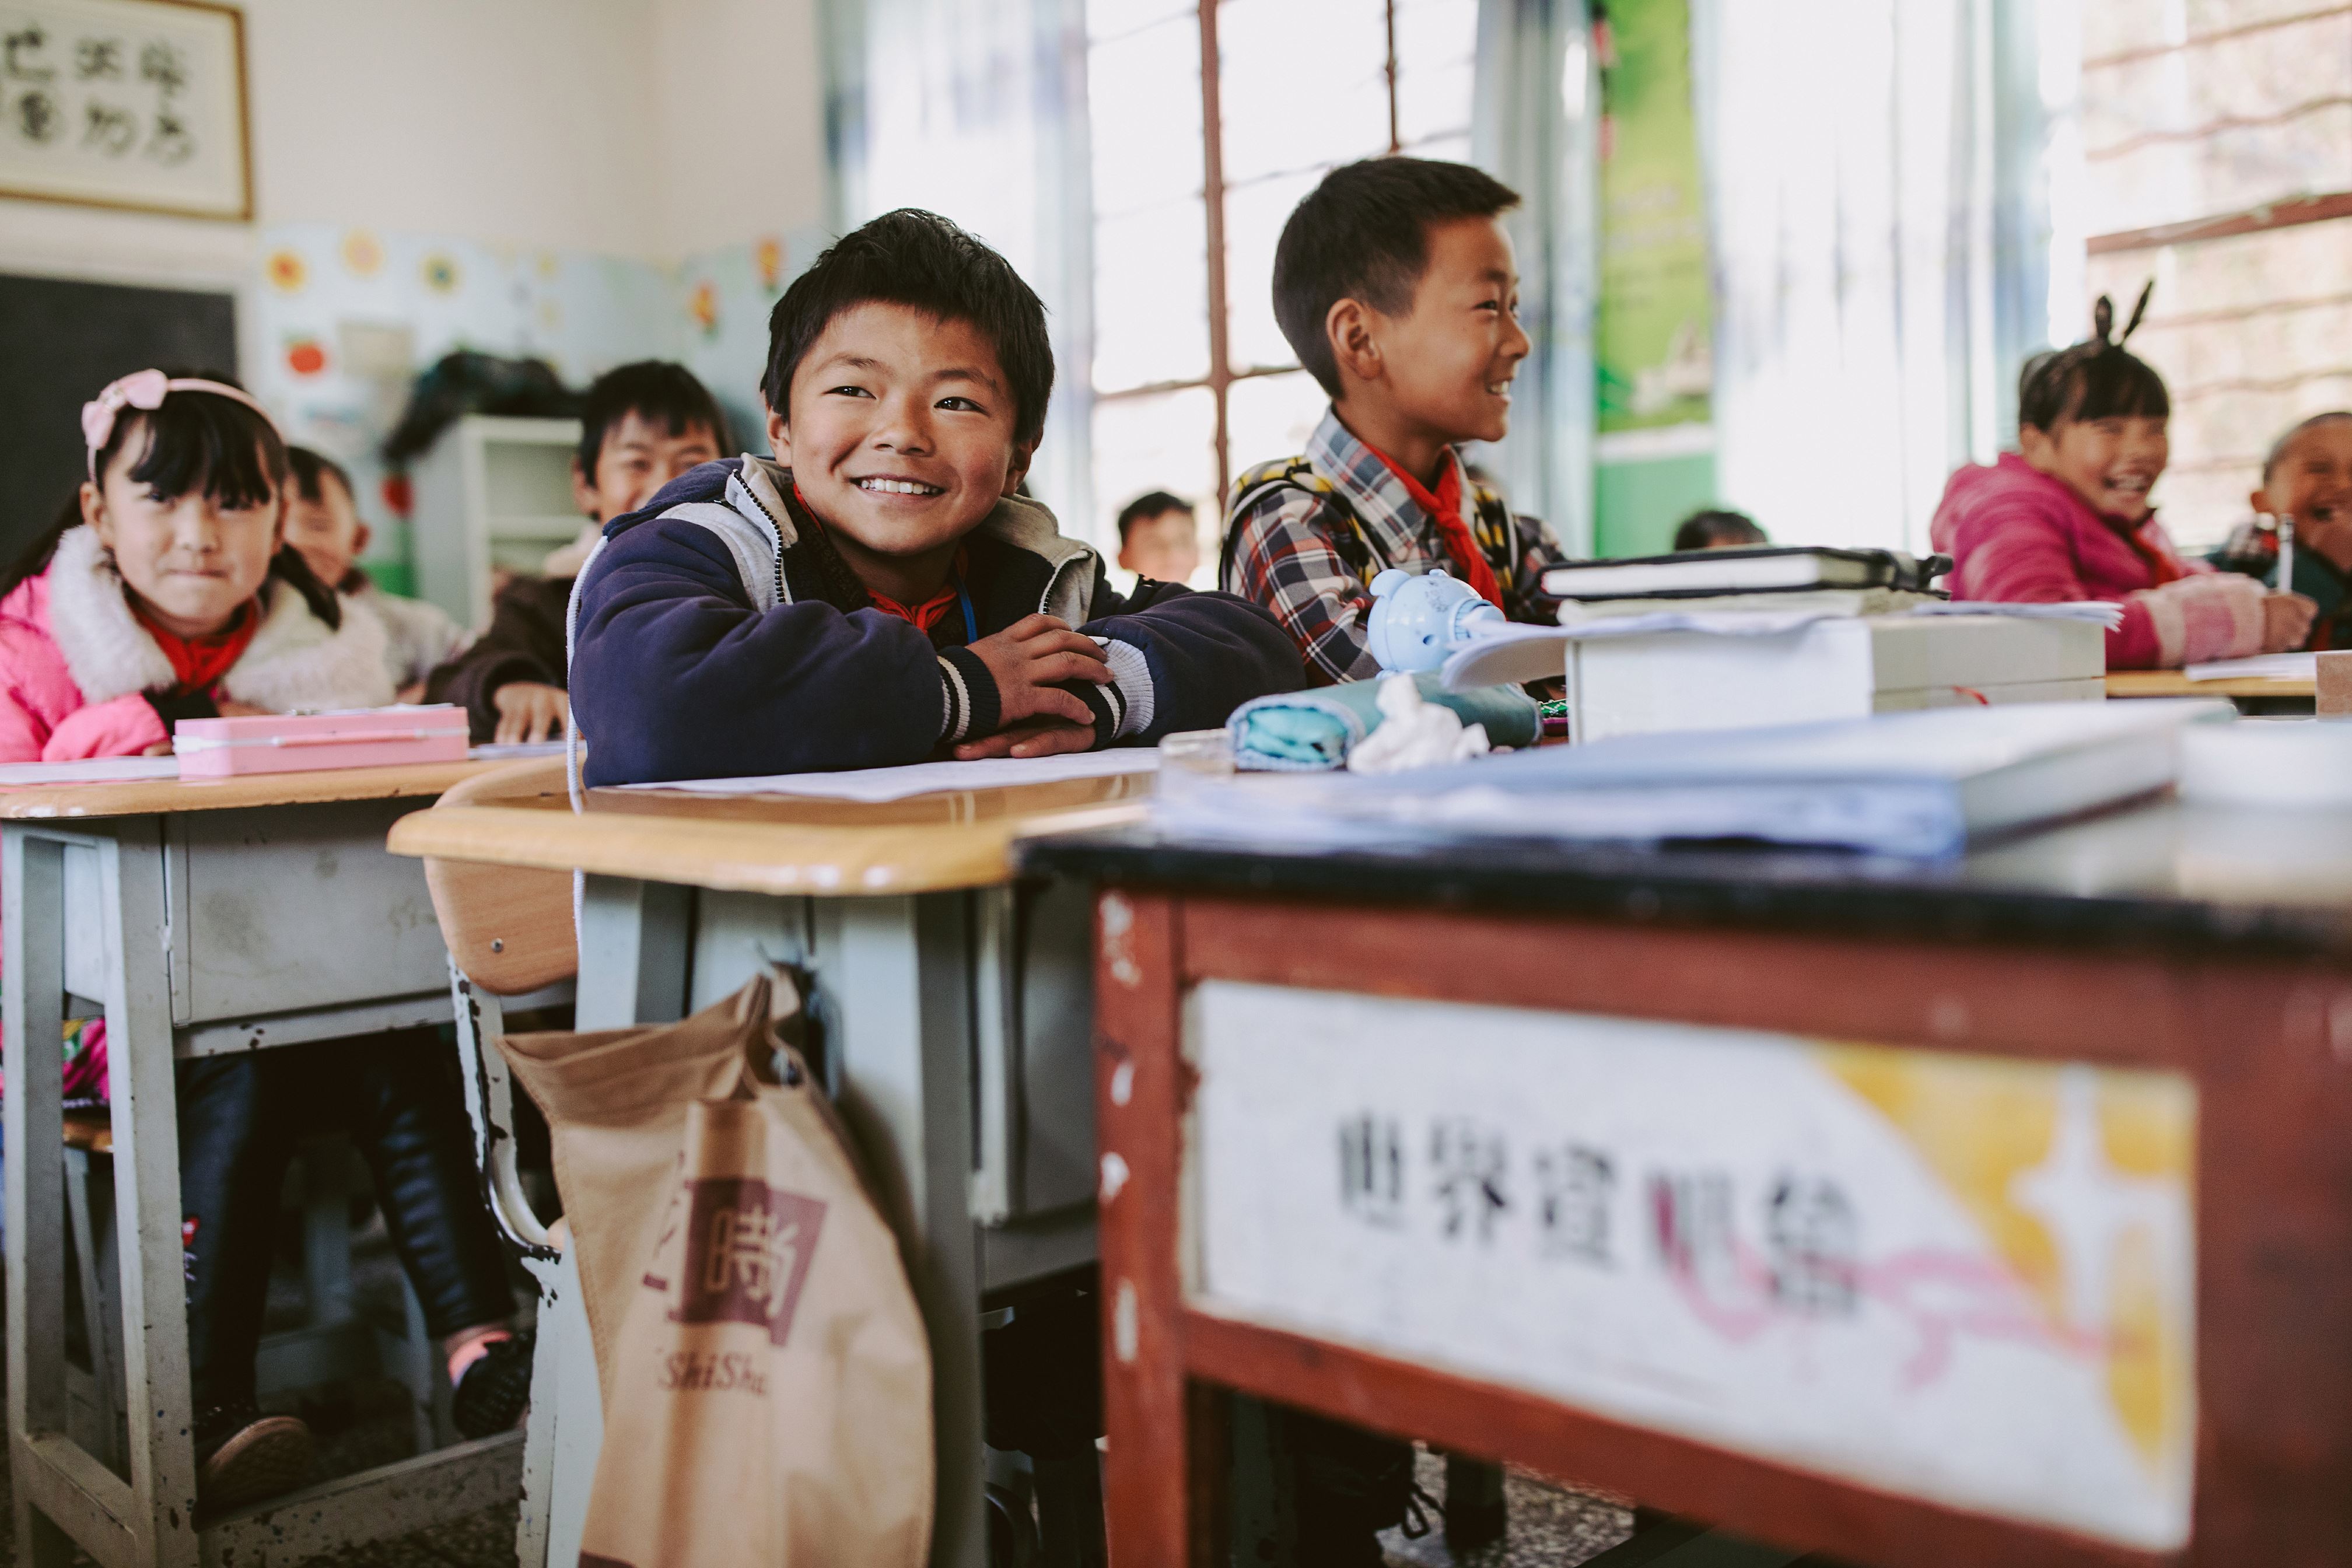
[951,718,1097,761]
[967,614,1110,728]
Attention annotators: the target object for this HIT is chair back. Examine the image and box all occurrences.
[421,757,578,995]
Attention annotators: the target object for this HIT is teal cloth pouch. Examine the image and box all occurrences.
[1228,674,1539,772]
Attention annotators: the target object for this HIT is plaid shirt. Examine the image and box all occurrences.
[1220,408,1569,685]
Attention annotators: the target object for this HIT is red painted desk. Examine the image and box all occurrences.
[1021,800,2352,1567]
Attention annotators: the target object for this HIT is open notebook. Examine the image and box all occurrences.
[1154,699,2233,859]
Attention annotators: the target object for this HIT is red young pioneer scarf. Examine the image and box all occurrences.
[1367,446,1503,608]
[132,599,257,696]
[794,482,970,632]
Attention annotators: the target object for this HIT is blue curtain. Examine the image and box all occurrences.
[818,0,1096,534]
[1472,0,1601,556]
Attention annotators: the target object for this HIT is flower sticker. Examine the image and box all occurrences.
[285,338,327,377]
[340,230,383,278]
[265,249,307,293]
[421,253,461,295]
[689,279,719,337]
[755,236,784,293]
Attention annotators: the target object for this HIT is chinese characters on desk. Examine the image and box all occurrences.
[1192,980,2197,1549]
[1340,1112,1861,1318]
[0,1,247,219]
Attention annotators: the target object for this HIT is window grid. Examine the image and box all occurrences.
[1094,0,1421,512]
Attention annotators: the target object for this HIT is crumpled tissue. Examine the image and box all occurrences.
[1346,674,1492,775]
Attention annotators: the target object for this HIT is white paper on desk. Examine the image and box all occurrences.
[468,741,569,761]
[615,747,1159,802]
[2183,650,2317,682]
[1441,611,1835,691]
[0,755,181,786]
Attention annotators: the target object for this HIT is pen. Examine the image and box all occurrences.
[2279,512,2295,598]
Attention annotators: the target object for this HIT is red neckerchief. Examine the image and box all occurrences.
[793,482,968,632]
[131,598,257,696]
[1366,445,1504,607]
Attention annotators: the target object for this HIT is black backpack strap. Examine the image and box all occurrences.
[1219,457,1387,593]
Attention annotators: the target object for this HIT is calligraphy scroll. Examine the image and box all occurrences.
[0,0,247,220]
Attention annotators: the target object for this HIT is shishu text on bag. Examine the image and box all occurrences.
[498,977,933,1567]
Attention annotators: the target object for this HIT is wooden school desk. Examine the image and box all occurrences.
[1019,798,2352,1568]
[386,767,1153,1568]
[2,761,531,1568]
[2106,670,2315,712]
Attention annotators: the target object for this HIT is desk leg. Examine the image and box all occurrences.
[575,876,692,1029]
[819,894,986,1568]
[1091,891,1208,1568]
[7,827,74,1566]
[100,822,202,1567]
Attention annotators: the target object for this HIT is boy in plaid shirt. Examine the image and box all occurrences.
[1222,157,1570,684]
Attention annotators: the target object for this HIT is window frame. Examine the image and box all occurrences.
[1091,0,1418,509]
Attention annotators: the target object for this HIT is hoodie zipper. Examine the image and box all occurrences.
[728,467,792,604]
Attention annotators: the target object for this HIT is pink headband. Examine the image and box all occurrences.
[82,370,280,479]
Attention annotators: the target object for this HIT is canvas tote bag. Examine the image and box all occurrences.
[498,975,934,1566]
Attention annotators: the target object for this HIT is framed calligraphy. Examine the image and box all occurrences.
[0,0,249,221]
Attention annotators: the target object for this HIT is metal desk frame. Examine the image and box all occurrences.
[4,794,524,1568]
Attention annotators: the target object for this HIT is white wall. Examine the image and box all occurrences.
[0,0,827,286]
[651,0,830,256]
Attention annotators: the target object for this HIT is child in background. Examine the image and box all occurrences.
[425,361,725,743]
[0,373,528,1508]
[568,209,1300,785]
[1931,288,2314,670]
[1115,489,1201,584]
[282,446,469,698]
[2211,412,2352,648]
[1222,156,1570,687]
[1672,508,1768,551]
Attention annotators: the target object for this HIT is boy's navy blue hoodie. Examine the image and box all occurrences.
[569,456,1304,785]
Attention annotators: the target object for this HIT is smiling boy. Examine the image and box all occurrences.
[1222,158,1570,685]
[2213,412,2352,648]
[568,209,1300,786]
[428,360,727,742]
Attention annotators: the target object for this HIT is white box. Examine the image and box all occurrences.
[1569,614,2105,743]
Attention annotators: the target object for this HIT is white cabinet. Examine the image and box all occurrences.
[409,415,584,628]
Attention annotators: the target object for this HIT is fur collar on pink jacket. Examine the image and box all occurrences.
[0,524,392,763]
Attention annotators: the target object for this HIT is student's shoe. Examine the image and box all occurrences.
[451,1328,534,1438]
[194,1402,314,1512]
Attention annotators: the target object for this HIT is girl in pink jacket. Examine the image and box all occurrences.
[1,374,530,1508]
[1930,289,2315,669]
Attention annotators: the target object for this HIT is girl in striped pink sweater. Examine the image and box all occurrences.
[1931,288,2314,669]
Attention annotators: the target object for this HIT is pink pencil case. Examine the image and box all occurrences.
[174,705,471,778]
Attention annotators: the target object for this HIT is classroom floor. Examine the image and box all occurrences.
[1,1222,1634,1567]
[1382,1451,1636,1566]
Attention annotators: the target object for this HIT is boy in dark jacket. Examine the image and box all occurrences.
[426,361,726,741]
[570,209,1302,786]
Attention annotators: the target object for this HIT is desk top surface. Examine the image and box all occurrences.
[1020,796,2352,960]
[0,759,504,820]
[2106,670,2315,699]
[387,770,1154,895]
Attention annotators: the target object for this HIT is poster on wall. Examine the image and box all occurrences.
[0,0,250,221]
[1594,0,1712,433]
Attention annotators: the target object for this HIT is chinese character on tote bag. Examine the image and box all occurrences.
[498,975,933,1567]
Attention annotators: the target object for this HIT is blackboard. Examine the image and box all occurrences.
[0,272,237,566]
